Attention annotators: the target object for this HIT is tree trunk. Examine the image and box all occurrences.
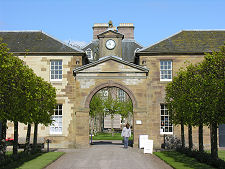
[1,120,7,140]
[13,121,18,155]
[24,123,31,152]
[32,123,38,152]
[111,115,114,136]
[199,123,204,152]
[181,121,185,149]
[188,124,193,150]
[210,122,218,159]
[0,121,2,140]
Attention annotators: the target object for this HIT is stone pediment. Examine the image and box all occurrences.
[97,30,124,39]
[73,56,148,79]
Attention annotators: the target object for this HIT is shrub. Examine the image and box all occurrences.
[176,147,225,169]
[162,135,181,150]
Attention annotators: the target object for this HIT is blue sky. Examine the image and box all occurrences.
[0,0,225,47]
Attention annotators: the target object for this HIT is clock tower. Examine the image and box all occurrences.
[97,21,124,59]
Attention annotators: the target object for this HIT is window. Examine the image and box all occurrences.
[160,60,172,81]
[142,60,146,65]
[134,48,140,56]
[160,104,173,134]
[50,104,63,134]
[118,89,125,102]
[50,60,62,81]
[86,48,93,60]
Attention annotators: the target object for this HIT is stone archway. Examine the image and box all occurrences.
[75,81,137,148]
[85,80,137,109]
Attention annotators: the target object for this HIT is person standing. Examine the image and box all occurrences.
[121,123,131,148]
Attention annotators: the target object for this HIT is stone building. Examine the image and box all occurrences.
[1,22,225,149]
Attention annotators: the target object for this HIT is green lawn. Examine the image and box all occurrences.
[218,150,225,161]
[205,150,225,161]
[154,151,215,169]
[15,152,64,169]
[90,132,133,140]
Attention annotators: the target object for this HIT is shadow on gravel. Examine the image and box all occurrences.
[91,141,123,145]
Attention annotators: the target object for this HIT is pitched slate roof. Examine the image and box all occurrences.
[82,39,142,63]
[122,39,143,62]
[138,30,225,54]
[0,31,83,53]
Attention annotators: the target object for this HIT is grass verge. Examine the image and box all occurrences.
[154,151,215,169]
[1,152,64,169]
[90,132,133,140]
[16,152,64,169]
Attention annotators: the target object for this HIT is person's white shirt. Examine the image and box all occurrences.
[121,127,131,137]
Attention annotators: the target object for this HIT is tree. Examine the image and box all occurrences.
[31,77,56,152]
[0,41,56,154]
[104,94,120,136]
[118,99,133,125]
[89,94,104,135]
[0,42,34,154]
[165,70,189,149]
[166,45,225,158]
[198,46,225,159]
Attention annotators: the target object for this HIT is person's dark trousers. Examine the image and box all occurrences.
[124,137,129,148]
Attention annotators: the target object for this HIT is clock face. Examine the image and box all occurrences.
[106,39,116,50]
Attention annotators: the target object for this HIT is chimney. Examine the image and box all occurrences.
[92,23,108,40]
[117,23,134,39]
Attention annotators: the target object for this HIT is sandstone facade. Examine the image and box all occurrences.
[2,25,225,150]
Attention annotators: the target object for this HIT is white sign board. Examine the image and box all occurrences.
[139,135,148,149]
[136,120,142,125]
[144,140,153,154]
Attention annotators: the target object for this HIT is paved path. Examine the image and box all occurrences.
[45,141,172,169]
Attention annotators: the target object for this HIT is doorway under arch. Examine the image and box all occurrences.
[86,81,136,146]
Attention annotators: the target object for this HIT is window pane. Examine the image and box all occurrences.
[55,110,58,115]
[165,127,168,132]
[165,110,168,115]
[59,110,62,115]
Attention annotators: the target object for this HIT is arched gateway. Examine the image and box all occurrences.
[73,56,149,148]
[84,81,137,108]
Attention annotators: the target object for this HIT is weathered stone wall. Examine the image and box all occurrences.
[6,52,212,150]
[6,54,82,148]
[74,59,148,147]
[139,54,211,149]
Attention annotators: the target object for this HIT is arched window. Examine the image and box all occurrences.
[86,48,93,59]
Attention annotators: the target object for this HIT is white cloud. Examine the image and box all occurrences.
[64,40,87,49]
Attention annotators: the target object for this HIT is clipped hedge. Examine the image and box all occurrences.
[176,147,225,169]
[0,150,43,169]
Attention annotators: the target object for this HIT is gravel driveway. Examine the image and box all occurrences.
[45,141,172,169]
